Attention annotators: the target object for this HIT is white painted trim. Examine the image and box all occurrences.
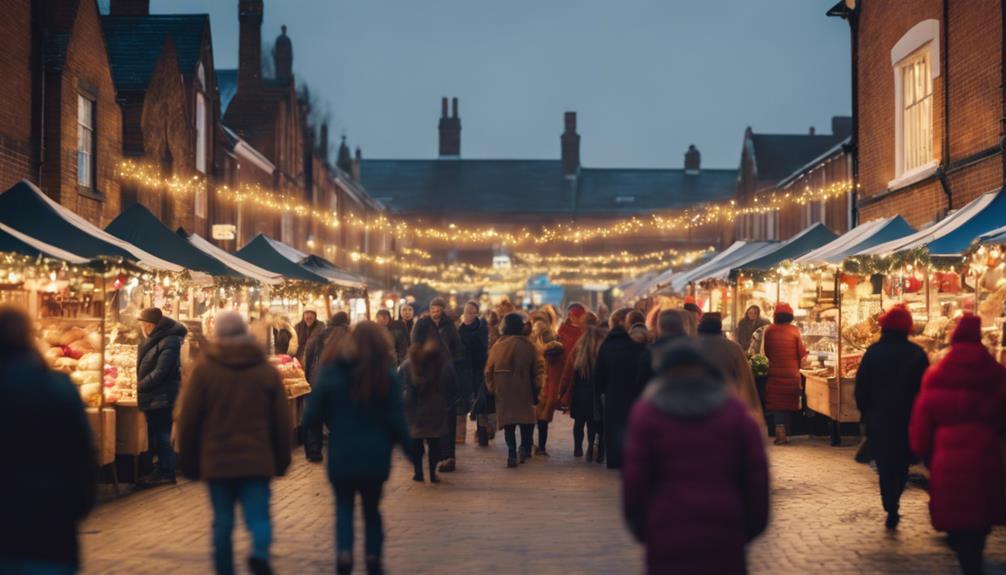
[891,19,941,78]
[234,140,276,175]
[887,160,938,191]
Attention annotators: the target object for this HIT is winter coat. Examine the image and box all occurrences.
[399,348,458,439]
[535,329,566,422]
[909,341,1006,532]
[272,326,294,356]
[136,317,188,411]
[484,335,544,428]
[0,357,97,568]
[303,323,349,384]
[177,337,292,481]
[695,332,765,426]
[854,331,928,464]
[633,334,688,409]
[623,374,769,575]
[413,315,462,361]
[558,347,600,422]
[597,326,649,469]
[302,362,410,482]
[735,316,769,353]
[294,319,324,362]
[388,320,410,365]
[762,323,807,412]
[457,317,489,407]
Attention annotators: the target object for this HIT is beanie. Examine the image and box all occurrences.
[951,314,982,345]
[697,312,723,335]
[878,304,913,335]
[503,312,526,336]
[139,307,162,324]
[214,311,248,339]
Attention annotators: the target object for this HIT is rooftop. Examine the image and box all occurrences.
[101,15,208,92]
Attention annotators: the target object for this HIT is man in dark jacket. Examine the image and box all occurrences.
[413,297,464,472]
[397,303,415,347]
[177,312,291,575]
[458,300,489,443]
[855,304,929,529]
[294,309,324,362]
[0,305,98,573]
[137,307,187,485]
[377,309,408,366]
[594,308,647,469]
[302,311,351,462]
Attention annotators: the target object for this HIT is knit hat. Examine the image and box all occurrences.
[697,312,723,335]
[951,313,982,344]
[774,303,794,316]
[139,307,162,324]
[214,311,248,339]
[879,304,913,335]
[773,303,794,324]
[429,297,447,310]
[567,302,586,317]
[503,312,526,336]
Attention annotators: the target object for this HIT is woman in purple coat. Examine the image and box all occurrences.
[622,341,769,575]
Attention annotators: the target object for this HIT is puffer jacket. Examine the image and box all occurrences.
[136,317,188,411]
[762,323,806,412]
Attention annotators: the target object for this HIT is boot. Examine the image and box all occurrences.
[507,447,518,468]
[456,415,467,444]
[519,448,530,464]
[596,441,605,464]
[248,557,273,575]
[365,555,384,575]
[336,553,353,575]
[428,457,440,484]
[774,424,789,445]
[574,442,584,458]
[438,458,456,473]
[476,425,489,447]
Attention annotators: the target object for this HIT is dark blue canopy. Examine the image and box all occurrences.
[236,234,330,284]
[731,223,839,275]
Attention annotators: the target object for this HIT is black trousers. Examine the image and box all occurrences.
[948,529,989,575]
[504,424,534,456]
[536,421,549,450]
[573,417,600,448]
[411,437,440,479]
[440,410,457,460]
[305,422,323,459]
[876,457,909,515]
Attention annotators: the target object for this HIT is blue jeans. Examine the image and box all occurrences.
[144,407,176,478]
[0,561,75,575]
[208,478,272,575]
[333,479,384,558]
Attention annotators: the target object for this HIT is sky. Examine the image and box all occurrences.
[139,0,851,170]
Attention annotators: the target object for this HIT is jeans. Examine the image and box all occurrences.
[605,422,626,469]
[440,409,457,460]
[208,477,272,575]
[333,479,385,558]
[948,529,989,575]
[573,417,599,449]
[875,458,909,515]
[503,424,534,456]
[536,420,549,450]
[144,407,175,478]
[411,437,441,479]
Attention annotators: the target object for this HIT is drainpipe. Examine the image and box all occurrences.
[941,0,952,211]
[1001,0,1006,181]
[849,8,860,227]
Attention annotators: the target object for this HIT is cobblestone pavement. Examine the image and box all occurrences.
[80,417,1005,574]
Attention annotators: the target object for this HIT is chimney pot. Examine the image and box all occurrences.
[352,147,362,182]
[809,126,816,135]
[561,111,580,177]
[441,98,448,118]
[564,111,577,132]
[684,144,701,175]
[452,97,459,118]
[438,97,461,158]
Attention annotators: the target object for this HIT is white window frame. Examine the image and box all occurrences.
[77,94,95,189]
[889,19,940,190]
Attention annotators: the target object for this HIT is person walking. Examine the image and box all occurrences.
[910,314,1006,575]
[293,310,324,362]
[136,307,187,485]
[694,313,764,427]
[0,305,98,575]
[400,326,457,483]
[458,301,489,445]
[622,341,769,574]
[595,308,648,469]
[854,304,929,530]
[414,297,463,473]
[762,303,807,445]
[558,325,605,460]
[301,311,351,463]
[397,304,415,349]
[484,313,545,467]
[735,305,770,353]
[177,312,291,575]
[530,310,564,457]
[384,310,410,366]
[302,321,410,575]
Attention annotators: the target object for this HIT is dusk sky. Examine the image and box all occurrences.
[138,0,851,170]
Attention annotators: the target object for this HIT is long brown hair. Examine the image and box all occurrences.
[573,326,605,379]
[407,336,446,392]
[341,321,394,402]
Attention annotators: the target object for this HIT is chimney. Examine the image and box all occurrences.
[352,147,362,182]
[318,123,329,161]
[809,126,816,136]
[684,144,701,175]
[238,0,264,91]
[438,97,461,158]
[273,25,293,85]
[110,0,150,16]
[561,111,580,178]
[337,135,352,173]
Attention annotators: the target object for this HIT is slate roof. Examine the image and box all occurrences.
[749,133,848,184]
[101,15,208,92]
[359,160,737,216]
[217,69,238,113]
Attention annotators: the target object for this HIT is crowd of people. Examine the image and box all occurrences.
[2,291,1005,575]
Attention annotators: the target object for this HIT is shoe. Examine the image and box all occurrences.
[412,473,424,482]
[596,445,606,465]
[336,556,353,575]
[885,513,900,530]
[365,555,384,575]
[248,556,273,575]
[773,425,789,445]
[437,458,456,473]
[574,443,583,457]
[307,453,323,463]
[137,472,176,487]
[477,426,489,447]
[507,457,518,468]
[536,449,550,458]
[519,451,530,464]
[585,444,595,462]
[429,474,440,484]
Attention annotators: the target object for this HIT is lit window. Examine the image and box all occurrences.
[281,212,293,244]
[196,93,207,174]
[899,47,933,174]
[77,95,95,188]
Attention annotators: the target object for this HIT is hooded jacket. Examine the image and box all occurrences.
[136,317,188,411]
[762,322,807,412]
[177,337,292,481]
[623,371,769,575]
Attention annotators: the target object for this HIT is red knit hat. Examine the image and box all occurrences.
[879,304,913,335]
[951,314,982,344]
[774,303,794,316]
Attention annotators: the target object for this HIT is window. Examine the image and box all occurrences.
[194,182,207,219]
[196,93,207,173]
[77,95,95,188]
[899,48,934,173]
[281,212,293,244]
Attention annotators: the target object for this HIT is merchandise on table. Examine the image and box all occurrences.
[269,354,311,397]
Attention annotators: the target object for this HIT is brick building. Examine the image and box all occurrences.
[102,0,220,237]
[831,0,1005,227]
[0,0,35,190]
[775,140,853,240]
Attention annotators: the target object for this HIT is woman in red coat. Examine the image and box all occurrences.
[910,314,1006,575]
[762,303,807,445]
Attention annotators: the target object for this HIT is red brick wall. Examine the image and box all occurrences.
[0,0,34,190]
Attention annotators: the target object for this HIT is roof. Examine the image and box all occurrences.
[360,159,738,216]
[217,69,238,113]
[101,15,208,92]
[0,222,89,264]
[236,234,330,284]
[749,133,848,184]
[730,223,838,275]
[777,137,851,188]
[669,241,779,291]
[186,234,281,285]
